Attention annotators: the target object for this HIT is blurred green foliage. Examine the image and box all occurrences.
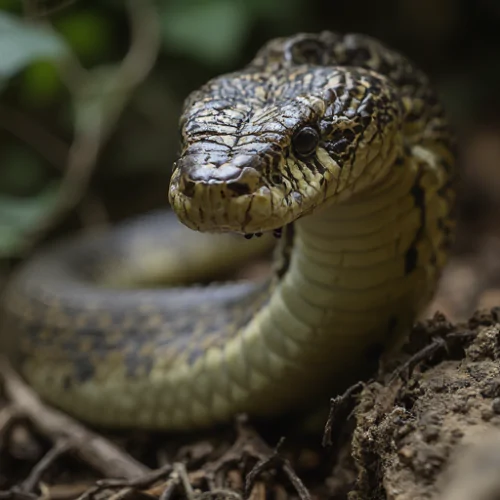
[0,11,67,80]
[0,0,499,260]
[160,0,302,65]
[0,184,59,258]
[0,11,67,256]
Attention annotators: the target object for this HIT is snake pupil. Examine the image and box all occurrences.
[292,126,319,158]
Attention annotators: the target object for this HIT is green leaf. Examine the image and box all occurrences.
[0,11,68,81]
[161,0,251,65]
[0,0,20,12]
[0,183,59,257]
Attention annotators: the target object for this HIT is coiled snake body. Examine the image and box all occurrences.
[2,32,455,430]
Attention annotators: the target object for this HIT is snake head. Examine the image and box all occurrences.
[169,66,404,235]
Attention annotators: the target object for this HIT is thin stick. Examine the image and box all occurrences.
[18,0,161,255]
[244,437,310,500]
[0,358,149,479]
[20,440,70,492]
[97,463,173,489]
[0,104,68,171]
[174,463,195,500]
[197,490,242,500]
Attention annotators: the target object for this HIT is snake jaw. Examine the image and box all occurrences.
[169,168,294,235]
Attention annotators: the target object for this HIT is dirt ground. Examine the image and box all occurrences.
[351,310,500,500]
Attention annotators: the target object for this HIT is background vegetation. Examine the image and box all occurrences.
[0,0,499,268]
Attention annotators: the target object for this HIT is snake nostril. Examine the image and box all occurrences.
[227,181,251,196]
[183,179,196,197]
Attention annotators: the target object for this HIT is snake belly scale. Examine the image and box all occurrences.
[2,32,455,430]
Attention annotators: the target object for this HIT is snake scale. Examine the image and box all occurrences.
[2,32,455,430]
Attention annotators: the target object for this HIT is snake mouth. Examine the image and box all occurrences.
[168,155,302,234]
[169,171,291,235]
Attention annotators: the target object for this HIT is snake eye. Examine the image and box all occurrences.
[292,126,319,158]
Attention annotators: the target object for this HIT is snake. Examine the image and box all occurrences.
[2,31,455,430]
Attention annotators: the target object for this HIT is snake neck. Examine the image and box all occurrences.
[211,157,429,421]
[249,157,424,365]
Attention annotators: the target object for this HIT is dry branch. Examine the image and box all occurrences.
[17,0,162,255]
[0,358,150,480]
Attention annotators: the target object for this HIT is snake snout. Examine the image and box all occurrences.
[170,153,277,233]
[177,154,263,199]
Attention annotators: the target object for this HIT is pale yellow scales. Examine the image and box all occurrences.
[2,32,455,430]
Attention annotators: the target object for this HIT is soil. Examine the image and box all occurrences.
[351,310,500,500]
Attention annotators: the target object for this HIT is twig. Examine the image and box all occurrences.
[204,419,268,479]
[197,490,242,500]
[244,437,310,500]
[243,449,280,497]
[157,479,178,500]
[389,337,447,384]
[106,487,134,500]
[322,381,364,447]
[74,485,99,500]
[41,483,92,500]
[19,0,161,255]
[0,103,68,171]
[280,461,310,500]
[0,491,37,500]
[97,463,173,489]
[0,102,110,230]
[174,463,195,500]
[20,440,70,493]
[21,120,103,251]
[0,358,149,479]
[119,0,162,88]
